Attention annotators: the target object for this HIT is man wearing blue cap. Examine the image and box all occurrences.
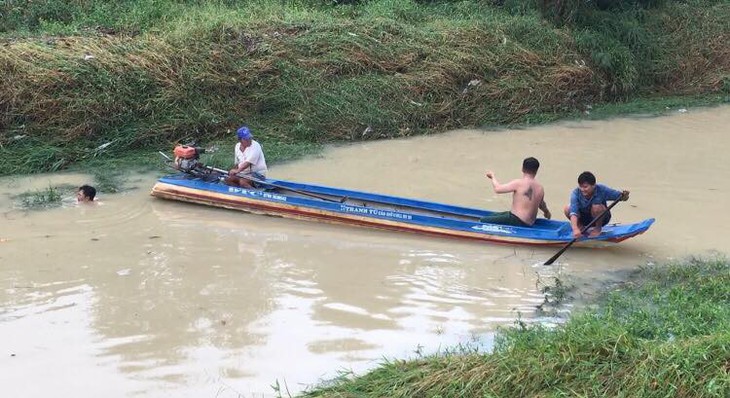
[225,125,268,189]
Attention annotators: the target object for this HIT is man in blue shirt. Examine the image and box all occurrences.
[563,171,629,238]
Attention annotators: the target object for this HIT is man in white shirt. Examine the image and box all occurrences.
[225,125,268,189]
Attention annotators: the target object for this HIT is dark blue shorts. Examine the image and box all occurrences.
[579,209,611,227]
[248,172,267,188]
[479,211,530,227]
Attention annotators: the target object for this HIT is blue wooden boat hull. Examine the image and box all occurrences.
[150,174,655,247]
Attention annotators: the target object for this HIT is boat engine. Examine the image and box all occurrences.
[173,144,206,172]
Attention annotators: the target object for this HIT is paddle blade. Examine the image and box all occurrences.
[543,252,562,266]
[543,239,576,265]
[543,253,561,266]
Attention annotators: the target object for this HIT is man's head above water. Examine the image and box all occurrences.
[77,185,96,202]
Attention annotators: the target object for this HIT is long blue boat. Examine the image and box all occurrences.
[150,172,654,247]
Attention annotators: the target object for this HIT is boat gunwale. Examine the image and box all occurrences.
[151,175,655,245]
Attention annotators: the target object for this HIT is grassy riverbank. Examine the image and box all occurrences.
[1,0,729,175]
[301,257,730,397]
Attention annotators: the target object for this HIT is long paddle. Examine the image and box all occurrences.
[204,165,347,204]
[543,198,623,266]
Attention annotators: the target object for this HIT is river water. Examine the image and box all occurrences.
[1,106,728,397]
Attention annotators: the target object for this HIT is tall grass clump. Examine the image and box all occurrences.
[0,0,728,175]
[15,185,63,209]
[535,0,730,97]
[0,0,595,174]
[302,257,730,397]
[0,0,195,34]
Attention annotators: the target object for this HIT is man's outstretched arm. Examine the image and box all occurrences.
[485,171,518,194]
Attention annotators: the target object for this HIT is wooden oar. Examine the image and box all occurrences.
[204,165,347,204]
[543,198,623,266]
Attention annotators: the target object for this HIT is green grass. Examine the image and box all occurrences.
[91,169,128,194]
[574,94,730,120]
[301,257,730,397]
[14,185,64,209]
[1,0,728,175]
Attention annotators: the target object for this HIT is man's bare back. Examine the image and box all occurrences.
[509,177,545,225]
[482,157,551,227]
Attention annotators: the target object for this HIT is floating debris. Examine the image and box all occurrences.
[96,142,112,151]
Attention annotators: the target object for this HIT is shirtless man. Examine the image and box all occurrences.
[480,157,551,227]
[76,185,96,203]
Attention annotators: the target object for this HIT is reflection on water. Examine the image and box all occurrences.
[1,106,729,397]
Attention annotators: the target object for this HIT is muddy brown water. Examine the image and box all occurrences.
[1,106,728,397]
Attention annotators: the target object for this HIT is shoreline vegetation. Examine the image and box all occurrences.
[301,257,730,397]
[1,0,729,176]
[2,1,729,396]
